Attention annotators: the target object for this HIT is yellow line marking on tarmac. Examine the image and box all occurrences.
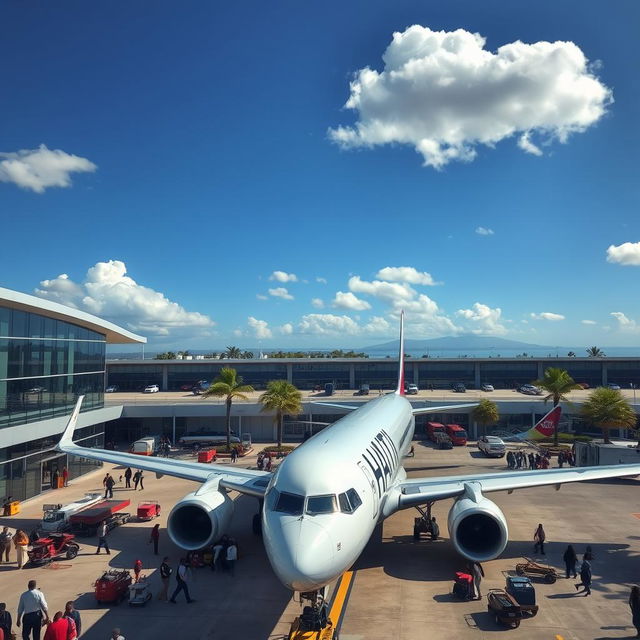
[328,570,354,627]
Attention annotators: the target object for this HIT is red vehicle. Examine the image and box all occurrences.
[27,533,79,565]
[445,424,468,446]
[69,498,131,536]
[197,448,217,463]
[95,569,132,604]
[137,501,161,521]
[426,422,446,442]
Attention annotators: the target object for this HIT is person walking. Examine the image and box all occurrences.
[62,467,69,488]
[575,558,592,595]
[133,559,143,583]
[124,468,132,489]
[469,561,484,600]
[63,602,81,639]
[14,529,29,569]
[169,558,195,603]
[149,524,160,556]
[629,586,640,638]
[158,557,172,601]
[528,452,535,470]
[133,470,144,491]
[583,545,594,563]
[0,527,12,563]
[43,611,73,640]
[226,540,238,577]
[95,521,110,555]
[0,603,12,640]
[104,474,115,499]
[17,580,49,640]
[563,545,578,579]
[230,447,238,463]
[211,541,224,572]
[533,524,546,555]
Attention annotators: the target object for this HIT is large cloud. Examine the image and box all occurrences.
[456,303,507,335]
[35,260,214,337]
[269,271,298,283]
[247,316,273,339]
[606,242,640,266]
[297,314,389,336]
[348,275,416,303]
[332,291,371,311]
[375,266,438,286]
[329,26,612,168]
[0,144,96,193]
[611,312,639,333]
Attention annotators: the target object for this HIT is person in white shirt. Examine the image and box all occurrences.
[226,540,238,576]
[17,580,49,640]
[169,558,195,603]
[96,521,110,555]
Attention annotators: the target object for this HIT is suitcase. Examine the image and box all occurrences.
[453,571,473,599]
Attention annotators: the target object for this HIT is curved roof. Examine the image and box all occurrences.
[0,287,146,344]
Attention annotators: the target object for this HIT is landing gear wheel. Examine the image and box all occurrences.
[545,574,556,584]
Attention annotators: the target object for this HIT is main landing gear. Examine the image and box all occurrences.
[288,588,337,640]
[413,501,437,541]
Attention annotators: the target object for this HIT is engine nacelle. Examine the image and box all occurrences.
[447,482,508,562]
[168,487,234,550]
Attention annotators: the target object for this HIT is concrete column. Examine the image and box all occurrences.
[412,363,419,385]
[474,362,481,389]
[286,363,293,384]
[162,365,168,391]
[349,364,355,389]
[602,362,608,386]
[537,362,544,379]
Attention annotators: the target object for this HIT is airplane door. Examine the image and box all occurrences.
[357,461,378,519]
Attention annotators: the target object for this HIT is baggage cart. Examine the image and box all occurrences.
[505,576,538,617]
[69,498,131,536]
[515,558,558,583]
[128,577,152,606]
[487,589,524,628]
[197,448,217,463]
[136,501,161,521]
[94,569,132,604]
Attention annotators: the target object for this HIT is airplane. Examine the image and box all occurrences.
[493,405,562,443]
[56,313,640,597]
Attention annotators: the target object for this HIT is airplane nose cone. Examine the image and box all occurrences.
[264,515,337,592]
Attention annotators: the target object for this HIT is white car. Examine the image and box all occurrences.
[406,383,419,395]
[477,435,506,458]
[481,383,494,392]
[143,384,160,393]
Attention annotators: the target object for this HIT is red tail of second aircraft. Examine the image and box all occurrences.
[514,405,562,441]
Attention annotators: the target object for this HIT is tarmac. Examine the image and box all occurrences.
[1,441,639,640]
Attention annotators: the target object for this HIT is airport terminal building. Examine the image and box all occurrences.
[0,287,145,502]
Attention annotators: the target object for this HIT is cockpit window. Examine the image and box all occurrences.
[338,489,362,513]
[274,491,305,515]
[306,494,337,515]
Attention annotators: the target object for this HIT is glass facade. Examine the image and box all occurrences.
[417,362,476,389]
[0,306,106,429]
[478,362,539,389]
[292,364,350,389]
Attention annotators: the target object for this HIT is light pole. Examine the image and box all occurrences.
[631,382,637,406]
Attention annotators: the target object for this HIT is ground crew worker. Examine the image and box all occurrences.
[17,580,49,639]
[0,527,12,563]
[95,521,110,555]
[158,557,172,601]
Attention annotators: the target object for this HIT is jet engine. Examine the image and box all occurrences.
[447,482,508,562]
[167,487,234,550]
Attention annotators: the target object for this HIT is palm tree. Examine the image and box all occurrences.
[201,368,254,450]
[225,346,242,359]
[241,351,254,359]
[586,346,606,357]
[472,399,499,437]
[259,380,302,449]
[567,351,576,358]
[581,387,637,444]
[533,367,583,446]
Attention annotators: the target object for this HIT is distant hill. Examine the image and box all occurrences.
[366,335,551,352]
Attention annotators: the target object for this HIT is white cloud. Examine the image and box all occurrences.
[606,242,640,266]
[269,271,298,283]
[256,294,268,301]
[364,316,391,334]
[316,277,328,284]
[0,144,97,193]
[376,266,438,286]
[611,312,639,333]
[279,323,293,335]
[268,287,294,300]
[329,26,612,168]
[581,319,597,325]
[348,275,416,303]
[394,294,461,336]
[298,314,362,336]
[35,260,214,337]
[247,316,273,339]
[517,131,543,156]
[456,303,507,335]
[311,297,324,309]
[475,227,494,236]
[332,291,371,311]
[530,312,565,321]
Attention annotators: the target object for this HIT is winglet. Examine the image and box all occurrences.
[57,395,84,450]
[395,311,405,395]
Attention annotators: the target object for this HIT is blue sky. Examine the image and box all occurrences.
[1,1,639,349]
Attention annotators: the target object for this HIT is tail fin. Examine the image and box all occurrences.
[395,311,405,395]
[515,405,561,441]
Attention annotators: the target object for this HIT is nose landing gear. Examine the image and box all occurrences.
[288,588,337,640]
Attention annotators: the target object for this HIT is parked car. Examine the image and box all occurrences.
[143,384,160,393]
[358,384,370,396]
[105,385,118,393]
[477,435,506,457]
[518,384,542,396]
[452,383,466,393]
[576,382,589,389]
[432,432,453,449]
[406,383,419,395]
[26,386,46,394]
[481,383,494,392]
[606,382,621,390]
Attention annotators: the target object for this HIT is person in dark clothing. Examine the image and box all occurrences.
[563,545,578,578]
[575,559,592,595]
[149,524,160,555]
[630,585,640,638]
[51,468,59,490]
[104,474,115,499]
[230,448,238,463]
[0,603,12,640]
[528,453,536,470]
[63,601,80,638]
[533,524,546,554]
[133,470,144,491]
[170,559,195,604]
[124,468,132,489]
[583,545,594,563]
[158,558,172,601]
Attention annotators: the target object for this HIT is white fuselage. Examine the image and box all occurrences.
[262,393,414,591]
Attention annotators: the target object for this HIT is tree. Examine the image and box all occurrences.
[586,346,606,357]
[580,387,637,444]
[567,351,576,357]
[154,351,176,360]
[241,351,254,359]
[259,380,302,449]
[533,367,583,446]
[201,368,254,450]
[224,346,242,359]
[472,399,499,436]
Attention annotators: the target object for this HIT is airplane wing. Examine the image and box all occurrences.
[398,464,640,508]
[411,403,478,415]
[57,397,270,498]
